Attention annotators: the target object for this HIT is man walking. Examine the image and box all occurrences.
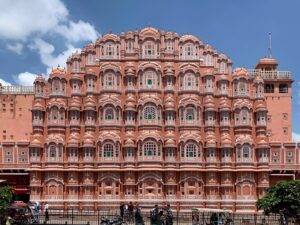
[165,204,173,225]
[150,204,159,225]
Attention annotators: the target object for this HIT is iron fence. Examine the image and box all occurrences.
[27,210,299,225]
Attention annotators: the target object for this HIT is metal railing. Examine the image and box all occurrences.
[248,69,293,80]
[0,85,34,94]
[31,210,298,225]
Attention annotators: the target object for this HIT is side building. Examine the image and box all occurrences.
[0,84,34,200]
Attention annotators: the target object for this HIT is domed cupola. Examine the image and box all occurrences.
[69,96,82,111]
[164,95,175,111]
[203,95,215,111]
[125,94,136,111]
[84,95,97,111]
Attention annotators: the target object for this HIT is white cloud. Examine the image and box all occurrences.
[0,0,99,43]
[6,43,23,55]
[0,0,68,40]
[30,38,81,74]
[0,78,11,86]
[56,20,99,43]
[14,72,38,86]
[292,132,300,142]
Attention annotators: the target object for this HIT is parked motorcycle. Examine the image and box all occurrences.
[100,215,127,225]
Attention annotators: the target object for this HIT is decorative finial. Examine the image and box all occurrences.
[268,32,272,58]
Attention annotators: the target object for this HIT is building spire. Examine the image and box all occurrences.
[268,32,272,58]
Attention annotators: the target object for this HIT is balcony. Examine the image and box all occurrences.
[205,158,219,169]
[178,86,200,94]
[84,120,96,127]
[248,69,292,80]
[49,90,65,97]
[180,157,202,170]
[98,157,121,169]
[137,156,163,169]
[138,85,162,93]
[99,120,122,127]
[179,120,201,129]
[124,120,135,127]
[47,120,65,128]
[220,158,234,168]
[100,85,121,94]
[138,119,162,128]
[32,120,43,127]
[69,119,80,126]
[164,85,175,92]
[165,120,176,127]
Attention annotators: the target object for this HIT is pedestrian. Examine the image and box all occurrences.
[165,204,173,225]
[120,202,125,219]
[129,201,134,222]
[45,205,49,224]
[34,201,40,223]
[150,204,159,225]
[134,203,144,225]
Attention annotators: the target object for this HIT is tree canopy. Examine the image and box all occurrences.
[0,185,13,222]
[257,180,300,218]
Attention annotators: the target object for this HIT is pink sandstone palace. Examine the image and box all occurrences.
[0,27,299,213]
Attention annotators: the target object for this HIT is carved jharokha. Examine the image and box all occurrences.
[28,27,294,212]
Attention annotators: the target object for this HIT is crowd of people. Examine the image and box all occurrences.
[120,202,173,225]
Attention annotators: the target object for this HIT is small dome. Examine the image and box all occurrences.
[204,96,215,111]
[233,68,248,79]
[32,101,45,111]
[84,95,96,110]
[124,139,135,147]
[165,96,175,110]
[165,138,176,147]
[254,100,267,111]
[69,97,81,110]
[49,66,66,80]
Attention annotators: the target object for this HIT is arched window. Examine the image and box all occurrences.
[50,145,56,158]
[143,105,157,120]
[87,53,94,65]
[143,70,157,87]
[184,143,198,158]
[237,144,252,162]
[182,43,195,59]
[238,80,247,95]
[52,79,61,92]
[219,62,226,73]
[186,107,195,121]
[104,107,114,120]
[184,73,196,89]
[106,42,114,56]
[143,41,156,57]
[241,108,250,125]
[73,61,80,72]
[103,143,114,157]
[143,141,157,156]
[205,54,213,66]
[50,107,59,121]
[104,73,115,86]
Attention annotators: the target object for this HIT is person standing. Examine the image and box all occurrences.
[120,202,125,219]
[165,204,173,225]
[150,204,159,225]
[134,204,144,225]
[129,202,134,222]
[44,203,49,224]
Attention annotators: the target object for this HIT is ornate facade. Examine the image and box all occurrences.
[0,27,298,212]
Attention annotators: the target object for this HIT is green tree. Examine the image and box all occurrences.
[0,185,13,222]
[257,180,300,222]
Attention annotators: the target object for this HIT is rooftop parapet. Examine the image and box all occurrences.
[247,69,292,81]
[0,85,34,94]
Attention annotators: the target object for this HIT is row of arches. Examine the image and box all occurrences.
[37,105,265,127]
[32,142,268,163]
[40,173,258,200]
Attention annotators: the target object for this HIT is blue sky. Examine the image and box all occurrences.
[0,0,299,138]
